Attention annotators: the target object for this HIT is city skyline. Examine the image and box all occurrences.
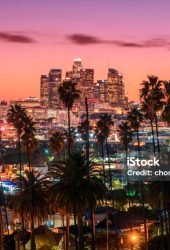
[1,0,170,101]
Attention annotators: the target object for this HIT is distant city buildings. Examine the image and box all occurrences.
[0,59,130,142]
[40,59,127,111]
[107,68,125,107]
[40,69,62,109]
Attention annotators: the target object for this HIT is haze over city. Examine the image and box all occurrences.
[1,0,170,101]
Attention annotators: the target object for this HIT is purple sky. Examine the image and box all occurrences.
[1,0,170,101]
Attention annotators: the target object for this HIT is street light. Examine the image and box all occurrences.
[130,233,138,250]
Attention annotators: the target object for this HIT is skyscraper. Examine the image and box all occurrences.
[40,69,62,109]
[81,68,94,98]
[107,68,125,107]
[40,75,49,107]
[48,69,62,108]
[72,58,83,78]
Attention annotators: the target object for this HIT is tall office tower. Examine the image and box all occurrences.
[48,69,62,108]
[40,69,62,109]
[81,68,94,98]
[97,80,108,102]
[72,58,83,78]
[40,75,49,107]
[107,68,125,107]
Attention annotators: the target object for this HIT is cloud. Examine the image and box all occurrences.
[67,34,103,45]
[0,32,36,43]
[66,33,170,48]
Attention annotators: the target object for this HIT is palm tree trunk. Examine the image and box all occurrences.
[18,134,22,180]
[31,211,36,250]
[66,214,70,250]
[73,207,78,250]
[136,129,148,250]
[101,143,105,184]
[90,205,95,250]
[18,134,26,250]
[26,138,31,171]
[150,119,156,155]
[78,213,84,250]
[125,148,130,208]
[85,97,90,163]
[106,137,112,190]
[101,142,109,250]
[154,113,160,154]
[68,107,71,159]
[106,206,109,250]
[62,215,66,250]
[154,114,169,246]
[0,207,4,250]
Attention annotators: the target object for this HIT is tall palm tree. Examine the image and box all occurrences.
[58,80,80,158]
[162,81,170,127]
[12,170,50,250]
[21,115,38,169]
[140,76,165,154]
[96,114,113,250]
[78,119,92,157]
[63,127,76,154]
[117,121,133,207]
[96,114,114,189]
[95,125,110,250]
[49,153,107,250]
[127,107,143,154]
[141,100,156,154]
[7,104,27,177]
[127,107,148,248]
[49,131,65,159]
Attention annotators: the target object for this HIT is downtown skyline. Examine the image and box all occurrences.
[1,0,170,101]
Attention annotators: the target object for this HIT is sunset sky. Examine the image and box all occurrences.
[1,0,170,101]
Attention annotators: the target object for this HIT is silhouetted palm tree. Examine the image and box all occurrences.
[78,119,92,157]
[96,115,113,250]
[7,104,27,177]
[63,127,77,154]
[127,107,148,248]
[58,80,80,158]
[50,153,107,250]
[127,107,143,154]
[21,116,38,169]
[12,170,50,250]
[140,76,165,154]
[49,131,65,159]
[141,100,156,154]
[96,114,114,189]
[162,81,170,127]
[118,121,133,207]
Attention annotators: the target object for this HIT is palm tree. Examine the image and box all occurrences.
[49,153,107,250]
[49,131,65,159]
[95,114,113,250]
[78,119,92,157]
[7,104,27,178]
[127,107,143,154]
[127,107,148,248]
[21,115,38,169]
[58,80,80,158]
[63,127,76,155]
[117,121,133,207]
[141,100,156,154]
[95,125,110,250]
[12,170,50,250]
[96,114,114,189]
[140,76,165,154]
[162,81,170,127]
